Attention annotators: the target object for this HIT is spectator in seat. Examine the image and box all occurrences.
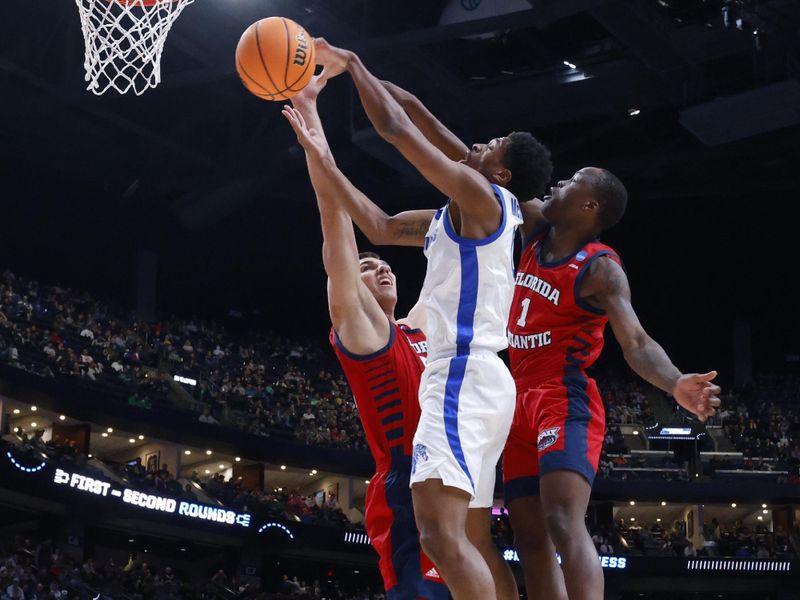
[198,407,218,425]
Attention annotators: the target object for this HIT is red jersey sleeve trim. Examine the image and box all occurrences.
[332,320,396,361]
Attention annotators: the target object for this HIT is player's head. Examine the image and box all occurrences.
[358,252,397,313]
[462,132,552,201]
[541,167,627,234]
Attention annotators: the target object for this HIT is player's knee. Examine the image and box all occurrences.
[418,524,464,566]
[541,505,580,547]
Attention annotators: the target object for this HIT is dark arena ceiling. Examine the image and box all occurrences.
[1,0,799,369]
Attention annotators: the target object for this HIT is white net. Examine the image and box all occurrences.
[75,0,195,95]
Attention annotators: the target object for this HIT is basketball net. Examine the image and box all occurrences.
[74,0,195,95]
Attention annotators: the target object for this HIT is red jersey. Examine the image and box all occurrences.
[507,229,621,387]
[330,322,428,470]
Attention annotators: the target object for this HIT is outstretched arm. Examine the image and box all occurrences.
[381,81,469,162]
[283,83,387,354]
[582,257,721,421]
[316,40,500,237]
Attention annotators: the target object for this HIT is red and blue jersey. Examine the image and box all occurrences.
[507,229,621,388]
[330,322,446,598]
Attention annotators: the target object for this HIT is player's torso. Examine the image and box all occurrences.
[330,323,427,469]
[419,184,523,363]
[507,231,620,386]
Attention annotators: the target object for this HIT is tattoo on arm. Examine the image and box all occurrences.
[392,219,429,240]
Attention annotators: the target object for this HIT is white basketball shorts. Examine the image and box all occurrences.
[410,350,516,508]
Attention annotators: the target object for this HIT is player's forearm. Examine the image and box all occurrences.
[305,153,392,245]
[346,54,412,142]
[385,84,468,162]
[623,337,683,395]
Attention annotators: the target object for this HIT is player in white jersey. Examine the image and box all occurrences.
[315,40,553,600]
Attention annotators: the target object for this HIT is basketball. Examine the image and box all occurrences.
[235,17,316,101]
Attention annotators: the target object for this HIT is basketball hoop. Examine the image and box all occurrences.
[74,0,195,95]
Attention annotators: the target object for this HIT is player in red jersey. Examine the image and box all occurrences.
[283,76,447,600]
[503,169,721,600]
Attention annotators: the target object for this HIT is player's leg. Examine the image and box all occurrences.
[412,480,497,600]
[537,377,606,600]
[503,399,567,600]
[507,495,567,600]
[466,507,518,600]
[539,470,601,600]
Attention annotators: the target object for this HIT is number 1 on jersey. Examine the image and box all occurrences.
[516,297,531,327]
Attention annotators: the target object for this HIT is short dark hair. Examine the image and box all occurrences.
[358,251,381,261]
[501,132,553,201]
[591,168,628,231]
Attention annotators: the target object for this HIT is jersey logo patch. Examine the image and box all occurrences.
[576,251,588,261]
[537,427,561,452]
[412,444,428,474]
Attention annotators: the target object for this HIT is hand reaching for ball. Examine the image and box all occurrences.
[290,72,328,109]
[282,105,329,161]
[313,38,352,79]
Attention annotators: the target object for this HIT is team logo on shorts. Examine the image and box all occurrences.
[412,444,428,474]
[537,427,561,451]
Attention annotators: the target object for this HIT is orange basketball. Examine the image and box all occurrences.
[235,17,316,101]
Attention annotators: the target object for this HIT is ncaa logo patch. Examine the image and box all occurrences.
[575,251,588,262]
[537,427,561,452]
[412,444,428,474]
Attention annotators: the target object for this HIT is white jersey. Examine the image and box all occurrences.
[418,184,523,363]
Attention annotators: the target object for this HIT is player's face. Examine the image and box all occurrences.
[359,257,397,305]
[541,167,596,221]
[462,137,510,181]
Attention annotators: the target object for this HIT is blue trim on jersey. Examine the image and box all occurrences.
[441,184,507,247]
[441,245,479,493]
[504,475,540,503]
[333,320,396,361]
[573,250,616,315]
[522,223,550,249]
[538,367,596,486]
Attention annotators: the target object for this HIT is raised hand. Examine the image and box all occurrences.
[281,105,329,160]
[314,38,351,79]
[290,72,328,109]
[672,371,721,422]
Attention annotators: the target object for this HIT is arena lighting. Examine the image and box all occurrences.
[101,433,108,438]
[30,406,37,412]
[762,503,768,508]
[128,438,135,444]
[731,503,737,508]
[30,422,37,428]
[661,501,667,506]
[632,430,639,435]
[758,516,763,521]
[629,501,635,506]
[365,480,370,485]
[763,509,769,514]
[218,464,225,469]
[628,108,641,116]
[688,559,791,572]
[657,518,662,522]
[6,451,47,473]
[138,434,144,440]
[12,409,20,414]
[184,450,191,455]
[562,60,577,69]
[206,450,212,455]
[630,517,635,522]
[204,469,211,474]
[258,522,295,539]
[173,374,197,386]
[87,454,93,458]
[308,472,314,476]
[180,548,186,552]
[59,415,66,421]
[107,428,113,433]
[235,457,241,462]
[280,465,286,470]
[13,427,19,433]
[128,539,134,543]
